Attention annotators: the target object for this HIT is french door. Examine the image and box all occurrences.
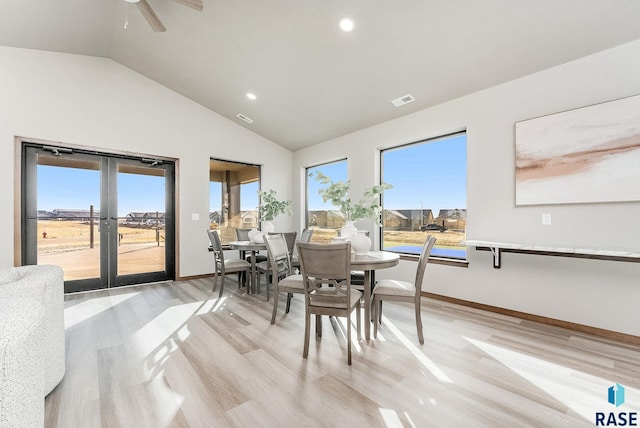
[22,143,175,293]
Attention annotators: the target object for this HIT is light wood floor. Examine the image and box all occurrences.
[45,278,640,427]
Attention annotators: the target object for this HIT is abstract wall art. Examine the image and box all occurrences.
[515,94,640,205]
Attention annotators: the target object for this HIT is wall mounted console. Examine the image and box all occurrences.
[462,240,640,269]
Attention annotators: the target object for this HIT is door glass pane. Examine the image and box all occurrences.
[117,165,166,275]
[36,156,101,281]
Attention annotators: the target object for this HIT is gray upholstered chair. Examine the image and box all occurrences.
[297,241,361,365]
[262,234,306,323]
[257,231,297,294]
[291,228,313,272]
[373,235,436,344]
[207,230,250,297]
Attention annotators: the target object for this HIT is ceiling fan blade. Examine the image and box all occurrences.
[136,0,166,32]
[174,0,203,12]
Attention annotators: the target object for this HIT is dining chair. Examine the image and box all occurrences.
[207,230,251,297]
[256,231,297,294]
[297,241,361,365]
[235,228,252,283]
[291,228,313,272]
[261,234,306,323]
[372,235,436,344]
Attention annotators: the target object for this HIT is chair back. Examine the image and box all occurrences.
[414,235,437,295]
[269,231,297,258]
[236,228,252,241]
[297,242,352,308]
[206,229,225,275]
[299,228,313,243]
[264,234,293,279]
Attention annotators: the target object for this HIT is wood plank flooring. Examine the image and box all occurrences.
[45,278,640,427]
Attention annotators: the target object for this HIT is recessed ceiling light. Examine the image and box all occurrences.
[339,18,355,32]
[246,92,257,101]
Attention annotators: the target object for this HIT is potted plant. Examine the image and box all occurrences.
[257,189,292,233]
[312,171,392,253]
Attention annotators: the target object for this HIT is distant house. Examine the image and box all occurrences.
[385,209,434,230]
[52,209,100,220]
[383,210,408,228]
[434,208,467,231]
[125,212,165,225]
[209,211,221,224]
[240,210,258,228]
[37,210,56,219]
[309,210,345,228]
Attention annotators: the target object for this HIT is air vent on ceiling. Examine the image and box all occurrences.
[237,113,254,124]
[391,94,415,107]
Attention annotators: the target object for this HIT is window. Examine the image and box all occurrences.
[209,159,260,244]
[381,132,467,259]
[305,159,348,243]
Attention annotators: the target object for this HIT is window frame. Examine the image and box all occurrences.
[209,157,261,245]
[304,158,348,243]
[379,131,467,262]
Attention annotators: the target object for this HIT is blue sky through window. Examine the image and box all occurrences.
[37,166,166,217]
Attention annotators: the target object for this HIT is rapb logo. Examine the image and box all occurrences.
[610,384,626,407]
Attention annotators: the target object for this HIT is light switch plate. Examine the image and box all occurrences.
[542,213,551,225]
[192,213,200,221]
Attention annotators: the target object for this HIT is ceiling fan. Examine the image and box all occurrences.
[124,0,203,33]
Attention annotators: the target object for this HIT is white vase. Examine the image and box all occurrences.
[340,220,358,239]
[261,221,275,234]
[252,232,267,243]
[247,228,259,242]
[351,230,371,255]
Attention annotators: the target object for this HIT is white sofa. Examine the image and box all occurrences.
[0,265,65,427]
[0,297,45,428]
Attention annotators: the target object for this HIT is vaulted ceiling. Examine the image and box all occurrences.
[2,0,640,151]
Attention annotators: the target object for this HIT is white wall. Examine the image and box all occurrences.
[293,39,640,337]
[0,47,293,277]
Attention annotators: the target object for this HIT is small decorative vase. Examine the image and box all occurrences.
[261,221,275,234]
[252,232,266,243]
[247,228,259,241]
[351,230,371,256]
[340,220,358,239]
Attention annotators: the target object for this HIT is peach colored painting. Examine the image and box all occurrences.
[515,95,640,205]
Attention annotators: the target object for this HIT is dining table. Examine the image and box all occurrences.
[228,240,266,294]
[351,251,400,341]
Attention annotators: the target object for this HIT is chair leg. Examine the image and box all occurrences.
[316,314,322,337]
[270,287,279,324]
[356,302,361,341]
[212,273,218,292]
[303,312,310,359]
[373,296,379,339]
[378,300,383,323]
[218,272,226,298]
[415,300,424,344]
[285,293,293,313]
[347,311,352,365]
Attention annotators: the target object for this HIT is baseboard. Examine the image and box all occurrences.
[176,273,215,281]
[422,292,640,346]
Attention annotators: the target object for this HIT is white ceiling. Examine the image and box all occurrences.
[2,0,640,151]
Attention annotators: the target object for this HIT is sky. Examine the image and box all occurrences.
[38,167,166,217]
[307,134,467,215]
[37,133,466,217]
